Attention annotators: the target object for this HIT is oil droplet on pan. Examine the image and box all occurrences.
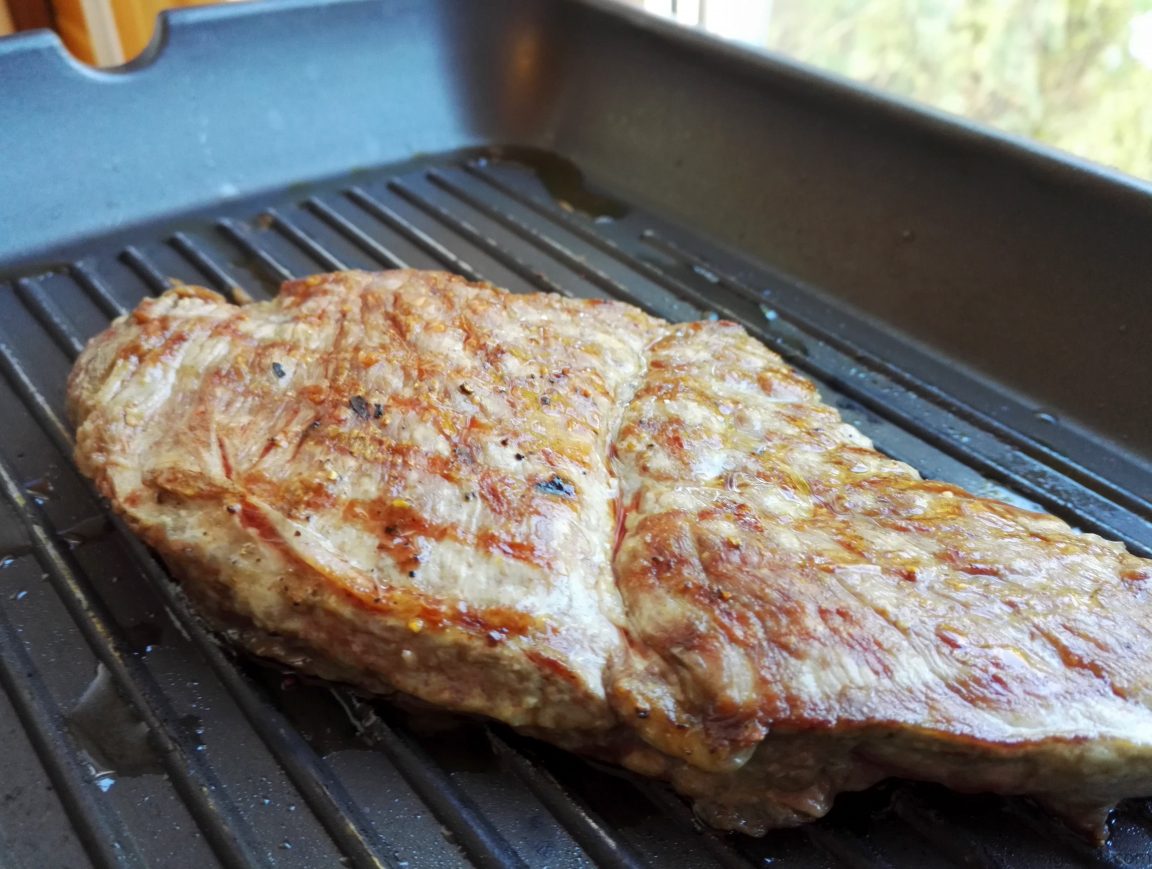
[23,477,56,504]
[58,516,112,550]
[67,664,162,778]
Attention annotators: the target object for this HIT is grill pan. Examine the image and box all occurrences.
[1,0,1151,866]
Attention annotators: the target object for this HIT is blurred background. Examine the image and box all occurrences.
[3,0,1151,181]
[627,0,1152,181]
[0,0,221,68]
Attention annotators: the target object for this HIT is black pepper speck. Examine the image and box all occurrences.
[271,362,286,379]
[535,475,575,498]
[349,395,370,420]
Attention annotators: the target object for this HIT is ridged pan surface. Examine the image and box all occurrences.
[0,149,1150,869]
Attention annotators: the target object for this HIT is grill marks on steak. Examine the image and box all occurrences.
[70,273,654,735]
[67,270,1152,839]
[607,318,1152,834]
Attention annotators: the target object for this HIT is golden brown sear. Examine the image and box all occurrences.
[68,270,1152,838]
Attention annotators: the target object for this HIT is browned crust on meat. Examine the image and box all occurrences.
[68,270,1152,839]
[70,271,665,732]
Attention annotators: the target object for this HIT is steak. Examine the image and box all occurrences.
[68,270,1152,839]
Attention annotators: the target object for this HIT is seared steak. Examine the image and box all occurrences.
[68,270,1152,838]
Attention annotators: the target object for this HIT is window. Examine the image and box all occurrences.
[626,0,1152,181]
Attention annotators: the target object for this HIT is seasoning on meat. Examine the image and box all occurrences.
[349,395,370,420]
[67,269,1152,841]
[535,475,575,498]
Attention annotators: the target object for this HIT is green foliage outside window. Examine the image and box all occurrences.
[764,0,1152,180]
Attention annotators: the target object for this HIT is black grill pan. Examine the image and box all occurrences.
[0,1,1149,866]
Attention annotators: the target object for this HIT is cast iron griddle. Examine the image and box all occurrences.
[0,0,1150,866]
